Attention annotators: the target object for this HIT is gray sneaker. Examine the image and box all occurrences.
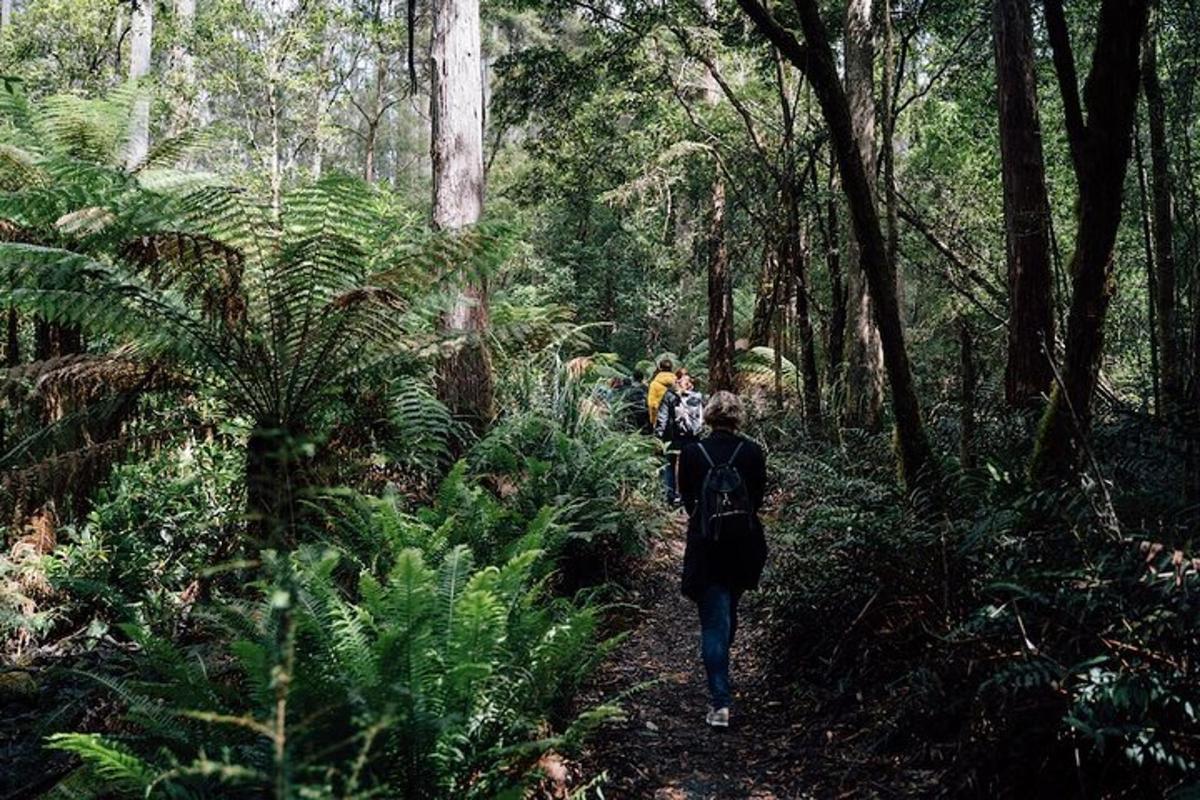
[705,707,730,728]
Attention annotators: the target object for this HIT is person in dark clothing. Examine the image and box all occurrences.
[618,368,650,433]
[677,390,768,728]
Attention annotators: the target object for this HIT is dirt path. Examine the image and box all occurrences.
[567,516,818,799]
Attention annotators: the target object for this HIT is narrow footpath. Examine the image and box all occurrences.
[565,515,811,799]
[559,513,938,799]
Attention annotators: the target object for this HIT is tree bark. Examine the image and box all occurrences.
[1134,120,1161,411]
[841,0,884,430]
[700,0,735,393]
[1142,18,1181,418]
[1,0,12,31]
[126,0,153,170]
[749,251,780,349]
[1031,0,1150,484]
[823,169,847,387]
[960,319,977,470]
[707,179,737,392]
[431,0,494,427]
[170,0,198,134]
[783,178,821,422]
[736,0,940,494]
[993,0,1056,408]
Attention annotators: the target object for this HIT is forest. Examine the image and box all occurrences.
[0,0,1198,796]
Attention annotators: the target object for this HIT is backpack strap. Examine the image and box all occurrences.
[724,440,745,467]
[697,442,715,467]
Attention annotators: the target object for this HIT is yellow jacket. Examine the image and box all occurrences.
[647,371,676,426]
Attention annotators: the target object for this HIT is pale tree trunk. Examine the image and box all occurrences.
[737,0,940,494]
[126,0,153,170]
[311,41,326,178]
[993,0,1056,408]
[365,53,387,183]
[1142,17,1181,419]
[842,0,884,429]
[170,0,200,134]
[1,0,13,31]
[431,0,493,427]
[1031,0,1150,484]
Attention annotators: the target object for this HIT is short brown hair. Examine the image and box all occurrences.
[658,358,674,372]
[705,390,744,430]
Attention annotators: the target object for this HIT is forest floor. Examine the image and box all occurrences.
[559,511,943,800]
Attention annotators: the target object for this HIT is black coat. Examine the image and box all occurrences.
[678,430,768,601]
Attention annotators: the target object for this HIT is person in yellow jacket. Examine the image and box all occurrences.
[647,359,677,427]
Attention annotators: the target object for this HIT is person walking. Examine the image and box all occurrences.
[618,368,650,433]
[655,372,704,505]
[677,391,768,728]
[646,359,677,428]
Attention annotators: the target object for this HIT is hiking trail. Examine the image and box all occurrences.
[562,513,813,799]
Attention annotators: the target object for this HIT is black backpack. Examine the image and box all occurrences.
[659,391,683,441]
[697,440,753,542]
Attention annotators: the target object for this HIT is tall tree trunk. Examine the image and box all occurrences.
[1142,17,1181,418]
[701,0,735,393]
[1135,121,1161,411]
[431,0,493,427]
[170,0,198,134]
[824,169,847,387]
[737,0,940,494]
[749,250,780,349]
[1,0,12,31]
[960,318,977,470]
[365,49,387,183]
[880,0,902,314]
[707,179,736,392]
[993,0,1056,408]
[784,178,821,422]
[126,0,153,170]
[1031,0,1150,484]
[841,0,884,429]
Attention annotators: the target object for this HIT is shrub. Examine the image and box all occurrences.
[46,539,617,799]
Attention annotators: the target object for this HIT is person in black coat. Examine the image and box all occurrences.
[677,390,768,728]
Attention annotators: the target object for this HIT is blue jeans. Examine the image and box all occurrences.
[697,584,740,710]
[661,454,678,504]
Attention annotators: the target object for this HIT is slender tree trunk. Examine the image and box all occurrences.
[126,0,153,169]
[700,0,735,392]
[1031,0,1150,484]
[170,0,198,134]
[784,178,821,422]
[1,0,12,31]
[880,0,902,314]
[842,0,884,429]
[707,179,736,392]
[1135,121,1162,411]
[749,250,780,349]
[365,50,387,183]
[960,319,977,470]
[311,25,326,178]
[431,0,493,427]
[824,169,847,387]
[1142,18,1181,418]
[737,0,940,493]
[993,0,1056,408]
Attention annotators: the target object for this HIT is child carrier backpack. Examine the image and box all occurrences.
[697,440,752,542]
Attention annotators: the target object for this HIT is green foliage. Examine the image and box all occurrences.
[46,541,617,799]
[761,410,1200,796]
